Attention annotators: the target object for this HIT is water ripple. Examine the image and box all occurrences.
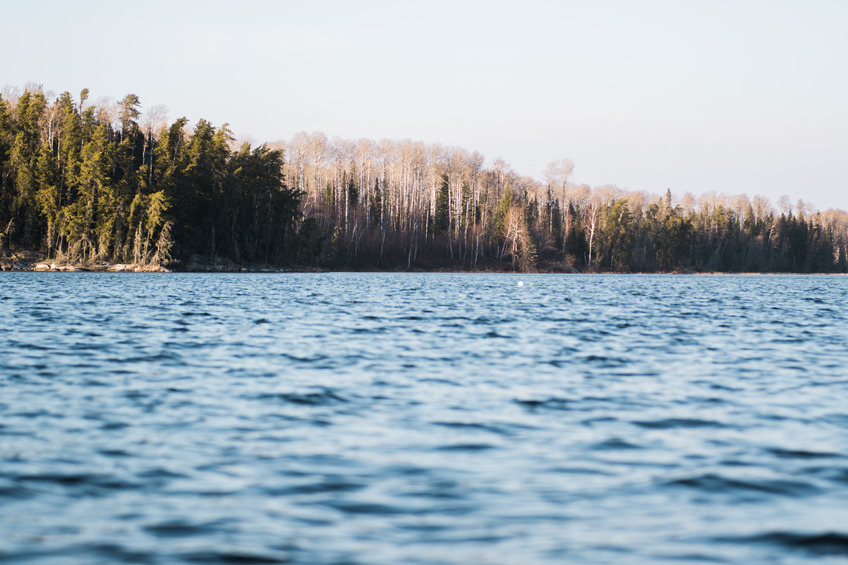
[1,272,847,564]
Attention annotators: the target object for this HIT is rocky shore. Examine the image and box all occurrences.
[1,259,171,272]
[0,251,296,273]
[32,262,171,272]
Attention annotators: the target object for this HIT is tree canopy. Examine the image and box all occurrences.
[0,87,301,268]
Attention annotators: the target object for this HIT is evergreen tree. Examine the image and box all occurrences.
[434,173,450,234]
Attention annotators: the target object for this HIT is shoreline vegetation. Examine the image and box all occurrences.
[3,85,848,275]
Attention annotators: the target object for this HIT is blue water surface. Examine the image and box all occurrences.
[1,273,848,564]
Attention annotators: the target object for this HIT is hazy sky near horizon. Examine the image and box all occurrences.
[5,0,847,210]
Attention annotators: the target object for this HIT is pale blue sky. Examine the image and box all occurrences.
[5,0,847,210]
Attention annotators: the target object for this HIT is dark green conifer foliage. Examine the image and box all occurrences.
[492,184,512,243]
[0,87,302,268]
[34,146,60,257]
[369,178,382,227]
[347,174,358,203]
[434,173,450,234]
[597,199,634,271]
[8,91,47,247]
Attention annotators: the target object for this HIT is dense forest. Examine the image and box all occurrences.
[0,86,299,270]
[2,85,847,273]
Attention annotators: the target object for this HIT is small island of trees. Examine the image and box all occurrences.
[1,85,846,273]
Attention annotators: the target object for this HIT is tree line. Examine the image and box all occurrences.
[0,86,299,268]
[2,85,847,273]
[280,132,848,273]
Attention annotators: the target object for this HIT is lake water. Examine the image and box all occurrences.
[2,273,848,564]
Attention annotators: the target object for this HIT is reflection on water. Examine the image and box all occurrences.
[2,273,848,564]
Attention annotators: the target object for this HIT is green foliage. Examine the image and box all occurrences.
[0,87,301,267]
[119,94,141,134]
[434,173,450,234]
[369,178,382,227]
[347,174,358,203]
[492,184,512,243]
[597,199,634,271]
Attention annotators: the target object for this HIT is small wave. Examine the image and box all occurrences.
[767,447,838,459]
[547,465,615,476]
[144,519,231,538]
[657,552,729,563]
[634,418,726,429]
[0,481,33,499]
[180,550,292,563]
[514,397,571,410]
[719,531,848,556]
[436,443,495,452]
[593,438,639,450]
[123,352,183,363]
[351,327,387,334]
[582,354,629,367]
[260,390,347,406]
[483,330,510,338]
[17,473,92,486]
[279,353,328,363]
[473,316,514,325]
[77,543,158,563]
[432,421,510,435]
[97,448,131,457]
[326,501,405,515]
[99,421,130,431]
[265,480,363,496]
[70,342,111,351]
[16,472,140,492]
[137,468,189,480]
[17,342,52,351]
[664,473,818,496]
[395,522,451,532]
[419,377,460,386]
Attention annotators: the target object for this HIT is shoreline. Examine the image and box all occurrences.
[2,261,844,276]
[2,249,845,276]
